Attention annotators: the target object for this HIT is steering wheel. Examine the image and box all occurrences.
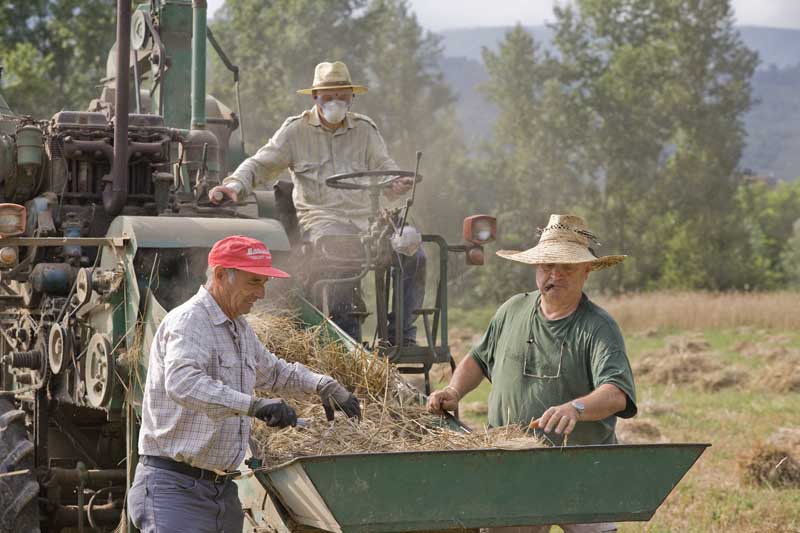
[325,170,422,191]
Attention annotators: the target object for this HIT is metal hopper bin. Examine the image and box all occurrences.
[237,443,708,532]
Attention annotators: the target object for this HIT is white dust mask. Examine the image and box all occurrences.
[320,100,348,124]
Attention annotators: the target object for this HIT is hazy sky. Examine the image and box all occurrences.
[206,0,800,30]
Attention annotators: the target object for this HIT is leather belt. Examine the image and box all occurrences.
[139,455,232,484]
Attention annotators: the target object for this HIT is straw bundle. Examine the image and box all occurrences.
[246,313,543,465]
[247,312,404,399]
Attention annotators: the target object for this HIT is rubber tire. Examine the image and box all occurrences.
[0,398,40,533]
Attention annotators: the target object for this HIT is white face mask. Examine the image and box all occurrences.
[320,100,349,124]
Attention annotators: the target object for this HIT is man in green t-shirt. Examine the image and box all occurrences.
[427,214,637,533]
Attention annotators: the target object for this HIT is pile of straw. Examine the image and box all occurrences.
[253,400,539,465]
[246,313,542,465]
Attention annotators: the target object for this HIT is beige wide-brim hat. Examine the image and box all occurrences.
[297,61,368,95]
[496,214,626,271]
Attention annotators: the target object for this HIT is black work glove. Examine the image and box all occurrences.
[318,378,362,420]
[248,398,297,428]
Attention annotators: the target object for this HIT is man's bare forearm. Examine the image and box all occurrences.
[447,355,486,399]
[576,383,627,421]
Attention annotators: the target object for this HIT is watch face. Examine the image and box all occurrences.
[572,401,585,411]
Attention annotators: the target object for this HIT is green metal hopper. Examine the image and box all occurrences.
[239,443,707,532]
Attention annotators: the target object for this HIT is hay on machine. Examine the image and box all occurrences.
[246,313,542,465]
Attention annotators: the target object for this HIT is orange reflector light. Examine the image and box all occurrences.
[463,215,497,245]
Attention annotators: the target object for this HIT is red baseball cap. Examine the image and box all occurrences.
[208,236,290,278]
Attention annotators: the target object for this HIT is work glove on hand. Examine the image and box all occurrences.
[317,378,362,420]
[248,398,297,428]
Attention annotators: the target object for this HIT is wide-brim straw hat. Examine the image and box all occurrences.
[496,214,626,271]
[297,61,368,95]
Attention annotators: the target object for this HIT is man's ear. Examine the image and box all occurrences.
[213,265,228,282]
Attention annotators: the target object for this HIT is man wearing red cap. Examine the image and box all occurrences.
[127,235,360,533]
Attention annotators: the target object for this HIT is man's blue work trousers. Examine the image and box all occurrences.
[127,463,244,533]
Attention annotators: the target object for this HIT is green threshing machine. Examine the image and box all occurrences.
[0,1,707,532]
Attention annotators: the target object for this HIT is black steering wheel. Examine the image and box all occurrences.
[325,170,422,191]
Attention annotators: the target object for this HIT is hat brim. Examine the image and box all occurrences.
[297,84,368,95]
[496,242,626,271]
[233,265,291,279]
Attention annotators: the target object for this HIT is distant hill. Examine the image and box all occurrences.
[438,25,800,68]
[436,25,800,179]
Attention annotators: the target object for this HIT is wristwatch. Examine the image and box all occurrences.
[570,400,585,418]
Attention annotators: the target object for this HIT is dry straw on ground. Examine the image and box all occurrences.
[615,418,666,444]
[596,291,800,332]
[246,313,542,465]
[738,444,800,489]
[633,334,747,391]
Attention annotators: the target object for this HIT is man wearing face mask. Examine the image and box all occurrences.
[209,61,425,344]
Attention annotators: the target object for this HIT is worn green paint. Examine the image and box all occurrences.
[260,444,708,532]
[191,0,207,129]
[152,1,193,128]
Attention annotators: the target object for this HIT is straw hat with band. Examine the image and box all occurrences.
[297,61,368,95]
[496,214,626,271]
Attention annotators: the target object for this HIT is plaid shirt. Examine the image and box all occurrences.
[138,287,325,471]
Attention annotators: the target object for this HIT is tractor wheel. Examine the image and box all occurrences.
[0,398,40,533]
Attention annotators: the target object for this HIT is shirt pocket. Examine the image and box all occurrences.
[521,340,566,380]
[217,351,244,392]
[291,160,323,202]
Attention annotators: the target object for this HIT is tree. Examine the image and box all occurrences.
[554,0,758,290]
[470,0,759,295]
[0,0,117,117]
[458,25,591,300]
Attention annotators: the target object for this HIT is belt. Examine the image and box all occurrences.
[139,455,234,484]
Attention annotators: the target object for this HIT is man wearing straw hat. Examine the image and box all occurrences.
[428,215,637,533]
[128,236,360,532]
[209,61,425,345]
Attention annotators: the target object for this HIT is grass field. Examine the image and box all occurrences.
[440,292,800,532]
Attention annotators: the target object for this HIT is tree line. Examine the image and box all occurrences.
[3,0,800,303]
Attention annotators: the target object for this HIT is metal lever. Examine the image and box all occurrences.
[399,151,422,236]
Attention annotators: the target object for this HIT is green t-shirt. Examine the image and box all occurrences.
[470,291,637,446]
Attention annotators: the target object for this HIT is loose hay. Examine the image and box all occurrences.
[633,350,746,391]
[253,400,540,465]
[755,360,800,393]
[247,312,403,399]
[768,427,800,454]
[616,418,666,444]
[246,313,543,465]
[739,444,800,489]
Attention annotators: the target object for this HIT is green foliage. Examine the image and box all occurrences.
[780,219,800,287]
[736,180,800,288]
[457,0,763,302]
[0,0,116,117]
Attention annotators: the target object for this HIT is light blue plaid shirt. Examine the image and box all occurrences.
[138,287,324,471]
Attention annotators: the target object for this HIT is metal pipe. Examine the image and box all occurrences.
[104,0,131,215]
[49,467,127,488]
[191,0,208,129]
[133,49,142,114]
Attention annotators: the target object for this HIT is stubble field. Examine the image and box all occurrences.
[443,292,800,532]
